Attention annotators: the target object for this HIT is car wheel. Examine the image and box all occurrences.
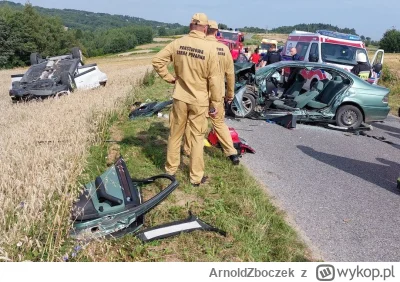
[336,105,363,128]
[230,91,256,118]
[60,72,77,92]
[30,53,40,65]
[71,47,83,62]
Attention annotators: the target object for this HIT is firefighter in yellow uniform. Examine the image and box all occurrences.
[183,20,239,165]
[152,13,221,186]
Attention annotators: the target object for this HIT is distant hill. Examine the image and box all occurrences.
[0,1,182,31]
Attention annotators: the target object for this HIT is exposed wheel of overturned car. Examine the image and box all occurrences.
[60,72,77,92]
[71,47,82,59]
[30,53,41,65]
[336,105,363,128]
[230,88,256,118]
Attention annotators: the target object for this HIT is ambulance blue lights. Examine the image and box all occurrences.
[316,30,362,41]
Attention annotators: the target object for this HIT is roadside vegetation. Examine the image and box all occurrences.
[0,51,311,261]
[380,54,400,114]
[68,70,311,262]
[0,53,152,261]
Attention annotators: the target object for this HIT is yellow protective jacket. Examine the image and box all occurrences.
[152,30,221,108]
[205,35,235,100]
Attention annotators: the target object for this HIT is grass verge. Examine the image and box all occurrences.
[69,70,312,262]
[381,64,400,115]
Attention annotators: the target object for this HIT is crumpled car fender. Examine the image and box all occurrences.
[232,86,247,117]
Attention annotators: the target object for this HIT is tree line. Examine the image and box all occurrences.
[2,2,399,69]
[269,23,358,35]
[0,0,181,31]
[0,3,154,68]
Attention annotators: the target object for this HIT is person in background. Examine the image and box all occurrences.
[351,53,371,79]
[290,47,301,61]
[249,48,261,64]
[259,44,281,67]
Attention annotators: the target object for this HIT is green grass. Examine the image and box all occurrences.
[71,72,311,262]
[381,65,400,115]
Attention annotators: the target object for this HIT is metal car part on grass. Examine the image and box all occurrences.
[129,100,173,120]
[70,157,178,240]
[136,211,227,243]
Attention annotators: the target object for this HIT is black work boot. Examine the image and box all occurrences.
[228,154,240,165]
[191,176,209,187]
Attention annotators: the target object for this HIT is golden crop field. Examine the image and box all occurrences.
[0,54,153,261]
[253,33,290,43]
[384,53,400,76]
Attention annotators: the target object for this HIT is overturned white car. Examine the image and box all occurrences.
[10,47,108,102]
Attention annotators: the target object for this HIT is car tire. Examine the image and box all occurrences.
[230,90,256,118]
[71,47,83,62]
[336,105,363,128]
[60,72,77,92]
[30,53,40,65]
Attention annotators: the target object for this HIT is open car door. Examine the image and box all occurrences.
[369,49,384,84]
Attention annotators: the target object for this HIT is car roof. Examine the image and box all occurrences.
[266,61,388,89]
[271,61,347,72]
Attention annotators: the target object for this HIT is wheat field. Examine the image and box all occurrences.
[0,55,153,261]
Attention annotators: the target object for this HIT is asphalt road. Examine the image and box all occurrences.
[226,115,400,262]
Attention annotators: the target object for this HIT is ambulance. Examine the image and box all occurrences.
[281,30,384,85]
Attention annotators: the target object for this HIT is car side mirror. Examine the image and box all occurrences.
[373,63,382,73]
[240,37,244,42]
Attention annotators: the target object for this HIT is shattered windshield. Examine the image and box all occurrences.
[255,65,276,85]
[220,31,239,41]
[321,43,369,66]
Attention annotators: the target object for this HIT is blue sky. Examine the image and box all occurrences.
[13,0,398,40]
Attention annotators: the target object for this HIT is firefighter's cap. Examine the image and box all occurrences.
[191,13,208,26]
[208,20,218,29]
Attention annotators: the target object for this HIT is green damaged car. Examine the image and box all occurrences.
[230,61,390,128]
